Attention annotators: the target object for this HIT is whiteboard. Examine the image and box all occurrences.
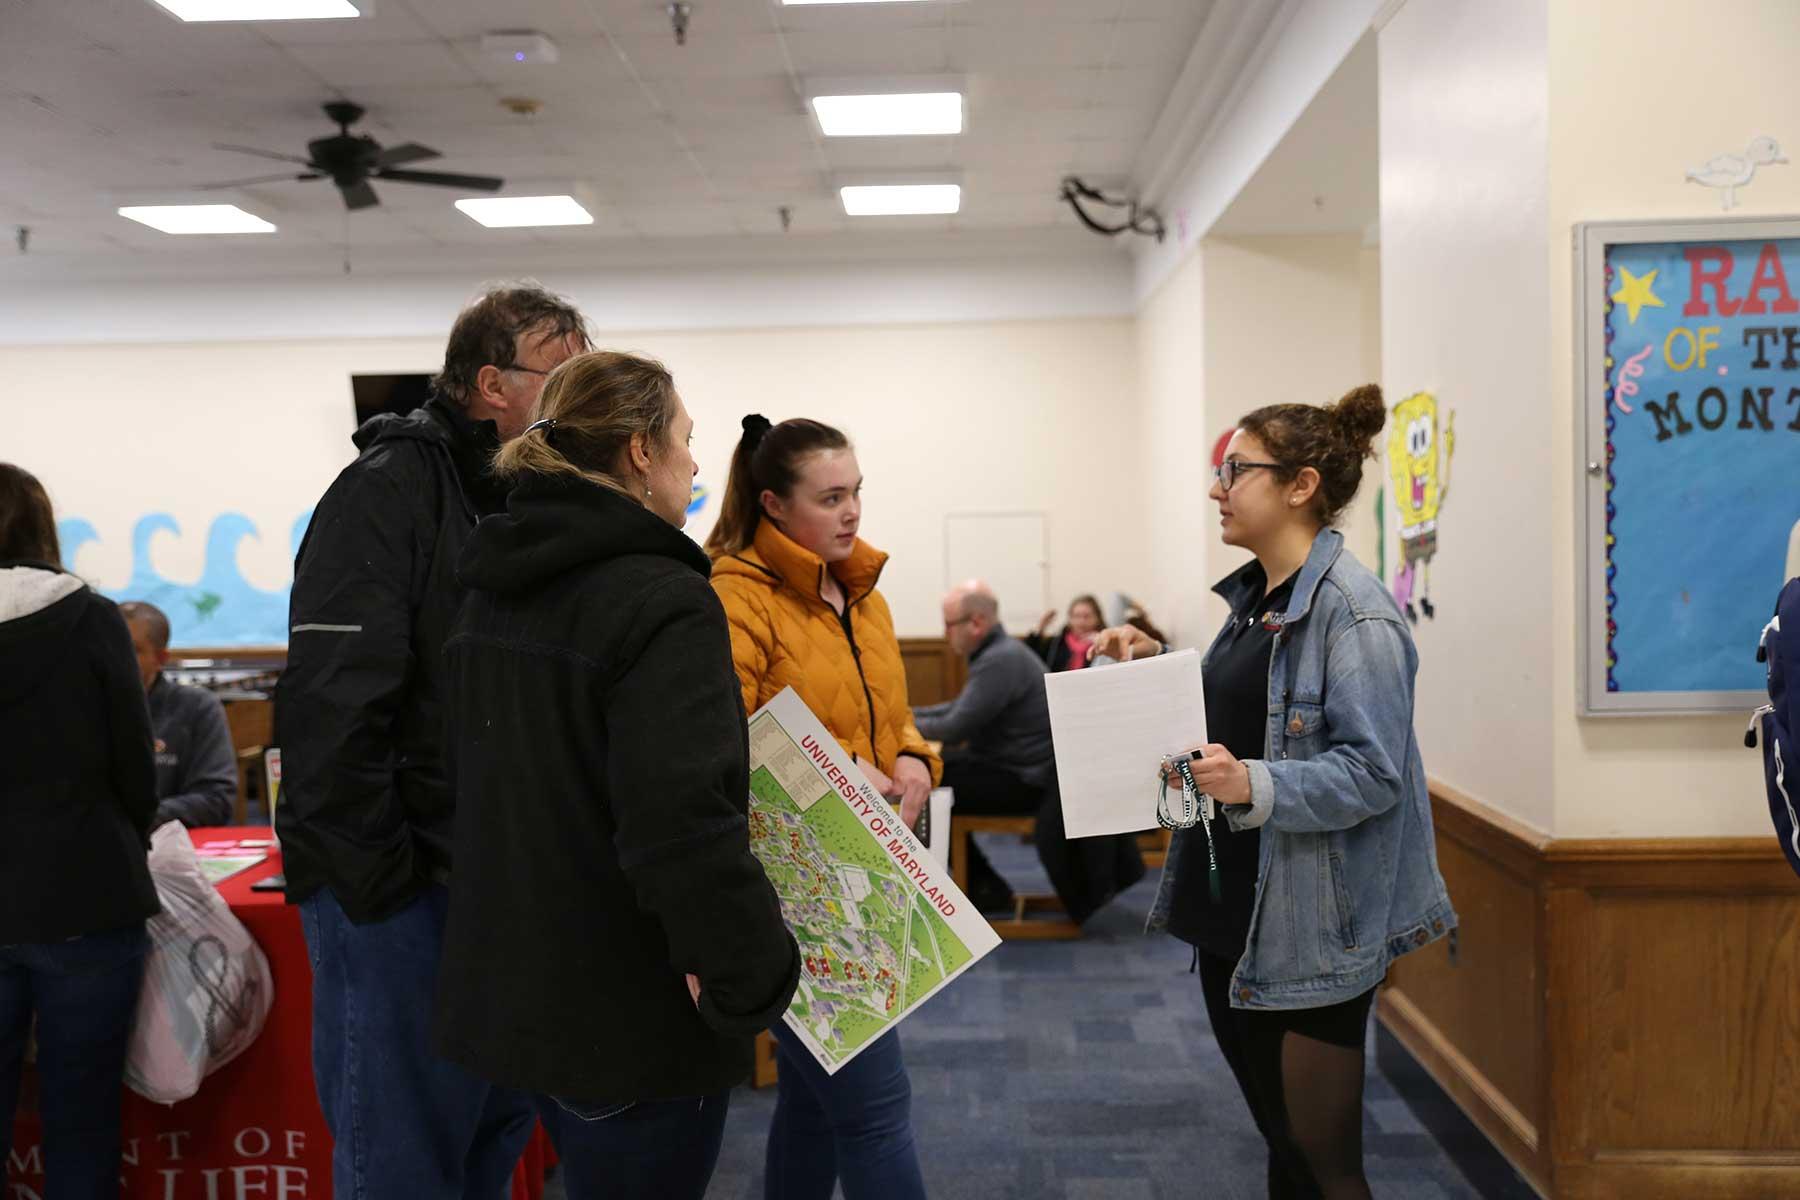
[943,511,1048,632]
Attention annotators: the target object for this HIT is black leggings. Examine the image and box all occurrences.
[1197,952,1376,1200]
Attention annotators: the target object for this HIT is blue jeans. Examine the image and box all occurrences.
[765,1025,925,1200]
[0,923,148,1200]
[298,886,535,1199]
[535,1090,729,1200]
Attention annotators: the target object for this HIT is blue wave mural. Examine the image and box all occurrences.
[57,485,710,648]
[57,511,312,647]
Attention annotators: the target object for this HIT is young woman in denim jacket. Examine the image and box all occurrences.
[1093,385,1456,1200]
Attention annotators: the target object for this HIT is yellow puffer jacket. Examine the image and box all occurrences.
[712,521,941,785]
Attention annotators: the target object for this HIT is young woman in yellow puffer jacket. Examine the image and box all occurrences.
[706,413,938,1200]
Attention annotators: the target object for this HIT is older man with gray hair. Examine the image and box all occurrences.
[275,281,590,1196]
[913,580,1057,913]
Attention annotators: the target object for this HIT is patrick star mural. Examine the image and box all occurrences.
[1387,392,1455,624]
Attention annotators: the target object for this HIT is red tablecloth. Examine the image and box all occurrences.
[7,828,554,1198]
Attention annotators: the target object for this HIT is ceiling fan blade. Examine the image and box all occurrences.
[377,168,504,192]
[341,179,380,210]
[213,143,317,167]
[377,142,440,168]
[195,173,322,190]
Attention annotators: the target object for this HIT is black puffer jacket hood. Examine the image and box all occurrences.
[458,472,712,596]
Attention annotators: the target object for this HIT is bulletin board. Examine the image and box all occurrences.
[1577,217,1800,715]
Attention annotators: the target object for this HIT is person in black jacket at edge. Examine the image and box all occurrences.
[435,350,800,1200]
[273,283,590,1196]
[0,463,160,1198]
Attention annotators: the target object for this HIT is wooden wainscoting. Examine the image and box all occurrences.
[898,637,965,708]
[1380,782,1800,1199]
[1379,789,1548,1185]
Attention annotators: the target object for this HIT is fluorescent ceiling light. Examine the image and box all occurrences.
[455,195,594,228]
[147,0,360,20]
[812,92,962,137]
[840,184,961,216]
[117,205,276,234]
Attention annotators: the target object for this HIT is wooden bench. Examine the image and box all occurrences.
[752,1029,779,1089]
[949,814,1081,941]
[223,698,274,825]
[1140,827,1172,870]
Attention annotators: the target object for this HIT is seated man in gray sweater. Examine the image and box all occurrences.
[913,581,1055,912]
[120,602,238,829]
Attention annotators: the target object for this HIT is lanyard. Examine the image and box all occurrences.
[1158,755,1222,903]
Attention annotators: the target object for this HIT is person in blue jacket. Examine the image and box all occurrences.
[1094,385,1457,1200]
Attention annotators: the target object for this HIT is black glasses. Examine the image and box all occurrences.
[1213,459,1284,492]
[500,363,550,377]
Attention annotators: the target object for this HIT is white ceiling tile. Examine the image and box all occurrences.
[960,19,1172,70]
[283,40,477,89]
[399,0,599,40]
[250,2,437,45]
[619,202,748,237]
[821,138,961,172]
[771,2,953,36]
[608,32,791,80]
[778,28,952,75]
[582,0,782,37]
[5,0,1219,263]
[654,76,803,115]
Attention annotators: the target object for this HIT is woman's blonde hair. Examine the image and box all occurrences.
[492,351,679,498]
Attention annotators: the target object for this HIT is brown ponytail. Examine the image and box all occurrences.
[491,351,678,500]
[1238,383,1387,524]
[704,417,850,559]
[0,463,61,565]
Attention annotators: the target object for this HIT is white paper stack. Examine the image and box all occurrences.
[1045,649,1209,838]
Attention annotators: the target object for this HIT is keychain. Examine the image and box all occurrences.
[1158,751,1222,902]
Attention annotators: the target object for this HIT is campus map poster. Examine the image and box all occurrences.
[747,689,1000,1074]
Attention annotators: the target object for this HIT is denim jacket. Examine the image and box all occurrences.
[1148,529,1457,1009]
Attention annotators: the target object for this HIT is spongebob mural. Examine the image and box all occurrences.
[1387,392,1455,623]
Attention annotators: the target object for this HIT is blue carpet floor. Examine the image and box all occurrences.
[555,835,1484,1200]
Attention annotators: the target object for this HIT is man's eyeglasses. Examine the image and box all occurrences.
[1213,459,1284,492]
[944,615,974,630]
[500,363,550,377]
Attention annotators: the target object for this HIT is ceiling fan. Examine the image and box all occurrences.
[201,100,504,211]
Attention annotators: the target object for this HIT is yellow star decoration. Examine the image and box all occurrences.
[1611,266,1665,324]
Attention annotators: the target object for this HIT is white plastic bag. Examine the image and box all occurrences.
[124,824,273,1104]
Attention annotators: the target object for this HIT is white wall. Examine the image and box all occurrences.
[1378,0,1557,833]
[1544,0,1800,836]
[6,315,1147,642]
[1137,249,1210,647]
[632,318,1150,637]
[1134,0,1386,303]
[1198,234,1383,633]
[0,249,1134,347]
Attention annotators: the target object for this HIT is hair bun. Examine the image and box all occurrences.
[742,413,773,449]
[1331,384,1386,452]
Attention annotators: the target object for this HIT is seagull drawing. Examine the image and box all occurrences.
[1686,136,1788,210]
